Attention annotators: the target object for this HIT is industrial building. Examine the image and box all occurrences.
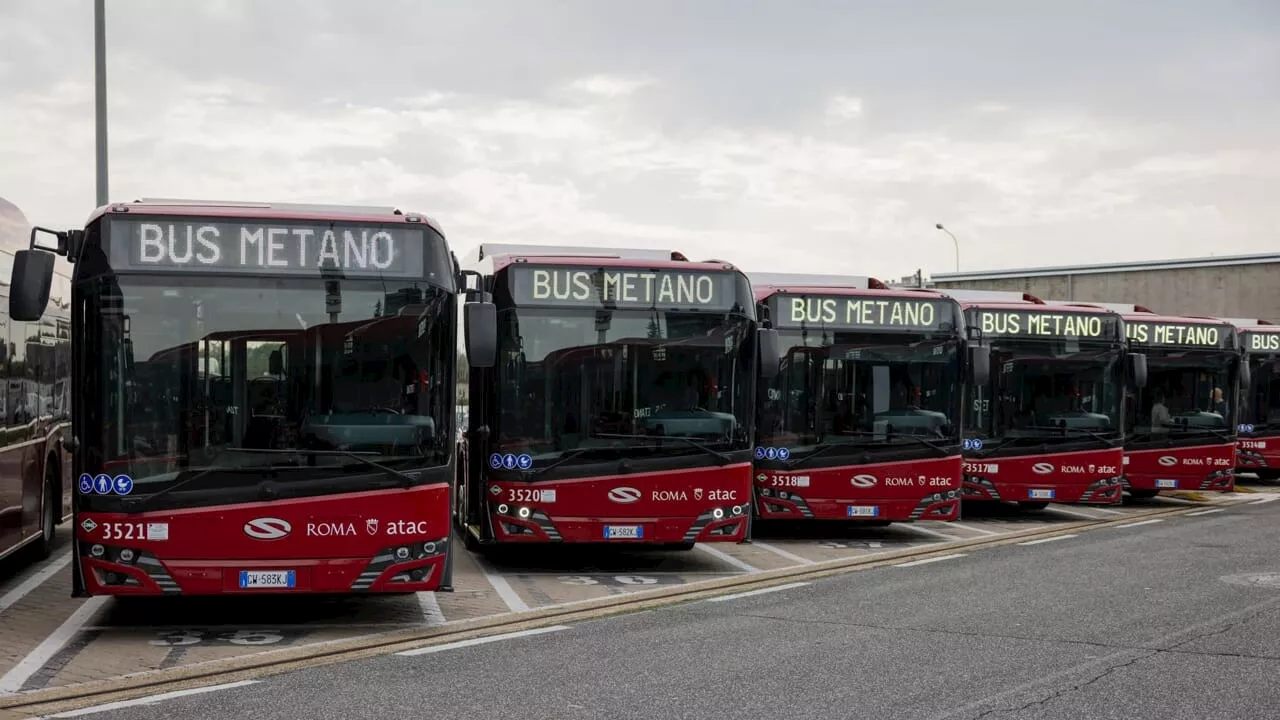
[911,253,1280,323]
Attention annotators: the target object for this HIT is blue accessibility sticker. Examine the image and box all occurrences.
[963,438,984,451]
[502,453,518,470]
[1239,423,1255,433]
[516,454,533,470]
[113,474,134,495]
[764,447,778,460]
[755,447,766,460]
[777,447,791,460]
[78,473,94,494]
[93,473,113,494]
[489,453,504,470]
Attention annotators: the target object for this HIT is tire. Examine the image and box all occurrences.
[1017,501,1050,510]
[37,464,57,559]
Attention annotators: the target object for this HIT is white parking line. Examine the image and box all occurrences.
[695,544,759,573]
[471,556,530,613]
[897,524,962,542]
[395,625,571,656]
[416,592,446,626]
[0,596,108,695]
[0,550,71,616]
[1249,495,1280,505]
[1045,506,1102,520]
[750,542,816,565]
[893,553,967,568]
[704,582,812,603]
[946,522,1002,536]
[39,680,260,717]
[1114,518,1165,530]
[1089,507,1125,515]
[1185,508,1225,516]
[1017,534,1078,546]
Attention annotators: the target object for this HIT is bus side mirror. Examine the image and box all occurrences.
[464,301,497,368]
[10,249,55,321]
[968,345,990,386]
[1128,352,1148,389]
[757,328,781,380]
[1240,357,1251,390]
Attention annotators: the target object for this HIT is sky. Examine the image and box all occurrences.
[1,0,1278,282]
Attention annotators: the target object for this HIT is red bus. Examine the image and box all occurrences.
[456,244,772,548]
[1059,303,1239,496]
[749,272,969,524]
[8,199,462,596]
[1234,320,1280,477]
[0,241,72,566]
[951,290,1135,508]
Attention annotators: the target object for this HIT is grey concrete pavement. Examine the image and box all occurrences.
[59,501,1280,720]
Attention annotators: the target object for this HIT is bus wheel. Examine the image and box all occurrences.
[38,464,57,559]
[1017,501,1050,511]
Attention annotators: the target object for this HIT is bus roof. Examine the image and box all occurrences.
[948,289,1121,316]
[745,271,890,291]
[1041,299,1228,327]
[85,198,444,235]
[459,242,738,275]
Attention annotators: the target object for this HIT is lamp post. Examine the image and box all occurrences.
[935,223,959,272]
[94,0,109,205]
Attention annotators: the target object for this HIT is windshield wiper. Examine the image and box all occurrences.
[524,447,604,478]
[784,431,952,470]
[1170,425,1235,442]
[121,447,415,511]
[589,432,734,465]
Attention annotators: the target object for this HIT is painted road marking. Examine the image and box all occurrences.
[0,597,108,695]
[39,680,260,717]
[946,522,1003,536]
[416,592,446,626]
[1089,507,1125,515]
[1045,506,1102,520]
[1114,518,1165,530]
[394,625,571,657]
[1185,508,1226,517]
[893,553,968,568]
[472,556,531,613]
[750,542,816,565]
[0,550,71,616]
[1249,495,1280,505]
[1017,534,1079,546]
[704,582,812,603]
[897,524,962,542]
[694,544,759,573]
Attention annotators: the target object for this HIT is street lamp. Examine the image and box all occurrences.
[935,223,959,272]
[94,0,109,205]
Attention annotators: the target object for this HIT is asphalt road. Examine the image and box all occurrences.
[59,502,1280,720]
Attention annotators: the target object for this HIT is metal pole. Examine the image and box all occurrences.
[935,223,959,272]
[94,0,109,206]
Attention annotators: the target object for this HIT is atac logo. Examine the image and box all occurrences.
[1158,456,1178,467]
[243,517,291,540]
[1031,462,1055,475]
[850,474,878,489]
[608,487,642,504]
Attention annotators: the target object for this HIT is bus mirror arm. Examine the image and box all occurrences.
[1129,352,1148,389]
[62,436,80,453]
[968,345,991,386]
[464,301,498,368]
[758,328,781,380]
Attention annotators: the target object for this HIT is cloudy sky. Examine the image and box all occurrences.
[1,0,1277,282]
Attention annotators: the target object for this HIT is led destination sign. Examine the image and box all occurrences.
[971,309,1118,340]
[107,219,428,278]
[771,295,955,333]
[1245,331,1280,353]
[509,266,742,311]
[1126,321,1234,349]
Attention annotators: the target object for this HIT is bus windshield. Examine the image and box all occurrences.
[494,307,754,461]
[1242,355,1280,433]
[1126,352,1237,442]
[757,331,960,462]
[969,340,1122,447]
[89,274,456,501]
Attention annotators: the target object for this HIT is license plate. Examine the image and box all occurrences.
[846,505,880,517]
[1028,489,1055,500]
[604,525,643,539]
[1155,479,1178,489]
[239,570,296,589]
